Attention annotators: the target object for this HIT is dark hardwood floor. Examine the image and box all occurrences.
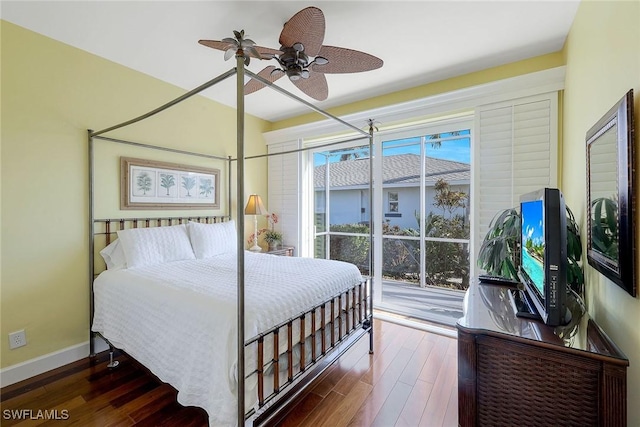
[1,320,458,426]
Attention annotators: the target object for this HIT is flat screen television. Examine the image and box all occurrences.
[517,188,569,326]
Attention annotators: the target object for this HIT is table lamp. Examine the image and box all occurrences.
[244,194,267,252]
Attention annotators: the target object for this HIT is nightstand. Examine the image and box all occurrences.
[266,246,294,256]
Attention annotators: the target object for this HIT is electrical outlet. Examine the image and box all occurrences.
[9,330,26,349]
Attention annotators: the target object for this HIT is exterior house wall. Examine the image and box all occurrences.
[384,184,470,229]
[316,183,470,230]
[383,187,420,229]
[316,189,367,225]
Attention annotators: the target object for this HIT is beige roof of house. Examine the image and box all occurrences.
[314,153,470,188]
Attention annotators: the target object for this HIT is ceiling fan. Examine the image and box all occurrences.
[199,6,383,101]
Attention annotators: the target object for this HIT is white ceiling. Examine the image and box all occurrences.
[1,1,580,122]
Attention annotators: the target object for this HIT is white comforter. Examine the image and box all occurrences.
[91,251,362,426]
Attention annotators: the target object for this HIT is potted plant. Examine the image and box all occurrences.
[477,208,521,279]
[477,206,584,296]
[590,197,618,258]
[263,230,283,251]
[263,213,282,251]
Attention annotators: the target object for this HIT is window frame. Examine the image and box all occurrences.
[387,191,399,213]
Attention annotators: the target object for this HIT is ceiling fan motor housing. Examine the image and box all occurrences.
[278,45,311,80]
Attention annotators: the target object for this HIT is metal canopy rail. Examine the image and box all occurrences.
[88,48,375,427]
[245,69,369,138]
[90,69,237,138]
[92,135,230,161]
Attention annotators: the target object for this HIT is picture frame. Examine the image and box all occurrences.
[586,89,636,297]
[121,157,220,210]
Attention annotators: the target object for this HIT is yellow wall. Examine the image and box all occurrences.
[0,21,270,367]
[562,1,640,424]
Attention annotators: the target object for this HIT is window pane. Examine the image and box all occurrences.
[382,237,420,283]
[329,234,370,275]
[425,241,470,290]
[326,145,370,229]
[382,140,421,232]
[424,136,470,240]
[424,209,469,239]
[425,136,471,163]
[315,235,326,259]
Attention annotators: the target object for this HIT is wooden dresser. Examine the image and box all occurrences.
[457,280,629,427]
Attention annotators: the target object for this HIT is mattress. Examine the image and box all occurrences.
[91,251,363,426]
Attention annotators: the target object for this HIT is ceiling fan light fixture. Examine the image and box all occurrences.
[313,56,328,66]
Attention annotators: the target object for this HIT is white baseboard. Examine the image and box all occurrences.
[0,342,91,388]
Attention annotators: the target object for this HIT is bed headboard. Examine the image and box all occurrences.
[92,215,230,275]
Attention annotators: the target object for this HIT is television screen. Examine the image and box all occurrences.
[521,199,545,298]
[518,188,568,326]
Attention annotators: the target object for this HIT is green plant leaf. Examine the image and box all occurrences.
[604,198,617,232]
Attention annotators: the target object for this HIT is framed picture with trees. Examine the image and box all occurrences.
[120,157,220,210]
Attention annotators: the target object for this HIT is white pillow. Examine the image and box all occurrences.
[99,239,127,270]
[188,220,237,258]
[117,224,195,268]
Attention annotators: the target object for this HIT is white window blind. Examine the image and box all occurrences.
[267,141,300,254]
[473,92,558,266]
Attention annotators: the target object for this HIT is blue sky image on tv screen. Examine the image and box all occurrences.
[521,200,545,296]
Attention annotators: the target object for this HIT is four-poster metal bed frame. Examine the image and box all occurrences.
[88,50,375,426]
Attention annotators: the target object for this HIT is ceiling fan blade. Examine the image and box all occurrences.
[252,45,283,59]
[279,7,325,57]
[198,40,231,52]
[311,46,383,74]
[244,66,285,94]
[292,72,328,101]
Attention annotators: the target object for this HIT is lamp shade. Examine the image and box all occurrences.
[244,194,267,215]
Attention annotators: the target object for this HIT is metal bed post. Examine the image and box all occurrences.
[368,120,375,354]
[88,130,96,357]
[88,130,121,367]
[235,55,246,427]
[228,155,233,218]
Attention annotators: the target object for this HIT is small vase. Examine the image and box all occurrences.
[268,242,280,251]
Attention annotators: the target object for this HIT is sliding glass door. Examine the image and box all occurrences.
[311,118,472,325]
[376,127,471,324]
